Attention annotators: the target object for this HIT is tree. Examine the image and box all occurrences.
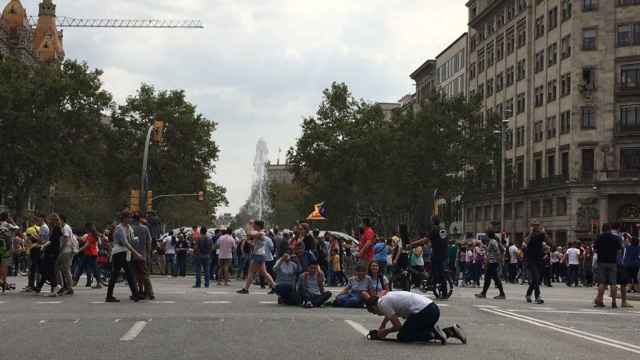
[0,58,112,218]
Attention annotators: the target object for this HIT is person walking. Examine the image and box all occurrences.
[131,214,154,299]
[25,215,47,292]
[73,223,101,289]
[175,234,189,277]
[217,228,235,286]
[34,214,61,296]
[55,215,76,296]
[593,224,623,308]
[623,236,640,294]
[193,227,213,288]
[105,211,143,303]
[162,234,177,277]
[525,220,545,304]
[358,219,376,268]
[564,242,581,287]
[237,220,275,294]
[475,231,506,300]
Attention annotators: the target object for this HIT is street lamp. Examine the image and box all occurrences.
[141,119,166,214]
[495,109,512,242]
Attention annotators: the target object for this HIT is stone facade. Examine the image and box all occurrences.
[436,33,468,98]
[464,0,640,244]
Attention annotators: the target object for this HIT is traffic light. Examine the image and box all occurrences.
[197,191,204,201]
[146,191,153,211]
[152,120,165,144]
[130,190,140,213]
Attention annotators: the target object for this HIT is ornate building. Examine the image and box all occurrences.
[0,0,64,64]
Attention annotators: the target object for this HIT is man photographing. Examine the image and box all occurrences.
[365,291,466,344]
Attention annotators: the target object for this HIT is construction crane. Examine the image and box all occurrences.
[28,16,203,29]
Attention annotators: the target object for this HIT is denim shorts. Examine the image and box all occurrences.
[251,255,266,265]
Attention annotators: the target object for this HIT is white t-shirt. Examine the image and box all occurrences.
[61,224,74,254]
[163,237,176,255]
[378,291,433,319]
[566,248,580,265]
[509,245,519,264]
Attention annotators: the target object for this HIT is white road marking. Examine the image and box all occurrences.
[0,301,5,304]
[508,309,639,316]
[259,301,277,304]
[206,291,230,295]
[436,303,449,307]
[203,301,231,304]
[481,308,640,355]
[120,321,147,341]
[39,320,46,324]
[150,300,175,304]
[90,301,105,304]
[473,305,499,308]
[345,320,369,337]
[114,319,121,323]
[73,319,80,324]
[36,301,61,304]
[253,292,269,295]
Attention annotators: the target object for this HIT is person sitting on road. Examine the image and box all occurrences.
[365,291,466,344]
[409,246,426,287]
[368,261,389,297]
[333,264,373,308]
[273,251,301,305]
[300,261,332,308]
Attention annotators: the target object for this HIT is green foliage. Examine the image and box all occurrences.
[287,82,498,234]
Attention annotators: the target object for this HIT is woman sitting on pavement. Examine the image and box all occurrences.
[369,261,389,297]
[273,251,301,305]
[300,261,332,308]
[333,263,373,308]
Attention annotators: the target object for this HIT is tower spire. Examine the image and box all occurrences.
[38,0,56,17]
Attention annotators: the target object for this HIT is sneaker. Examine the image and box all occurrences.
[147,295,156,300]
[474,293,486,299]
[237,288,249,294]
[432,325,447,345]
[443,324,467,344]
[63,289,74,296]
[611,303,618,309]
[105,297,120,303]
[525,296,532,303]
[192,285,201,288]
[494,294,506,300]
[535,298,544,305]
[593,302,605,308]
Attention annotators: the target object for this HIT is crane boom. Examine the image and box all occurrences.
[28,16,203,29]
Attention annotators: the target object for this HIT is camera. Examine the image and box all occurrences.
[367,329,380,340]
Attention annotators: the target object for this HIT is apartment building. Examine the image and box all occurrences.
[463,0,640,244]
[436,33,469,98]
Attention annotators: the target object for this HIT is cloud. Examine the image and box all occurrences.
[20,0,468,215]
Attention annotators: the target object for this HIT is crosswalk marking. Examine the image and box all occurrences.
[36,301,61,304]
[120,321,147,341]
[203,301,231,304]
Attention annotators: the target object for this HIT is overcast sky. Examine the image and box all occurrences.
[21,0,467,214]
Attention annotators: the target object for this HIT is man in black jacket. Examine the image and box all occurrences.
[525,220,546,304]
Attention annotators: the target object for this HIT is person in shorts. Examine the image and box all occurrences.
[593,224,622,308]
[237,220,275,294]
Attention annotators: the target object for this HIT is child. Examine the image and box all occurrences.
[330,249,346,286]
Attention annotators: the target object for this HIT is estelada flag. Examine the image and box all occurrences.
[307,202,327,221]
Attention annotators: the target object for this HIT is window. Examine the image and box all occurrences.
[517,93,526,114]
[484,206,492,221]
[621,148,640,174]
[505,203,513,220]
[517,59,526,81]
[547,43,558,67]
[561,35,572,59]
[496,72,504,92]
[518,0,528,13]
[547,79,557,102]
[561,73,572,97]
[620,105,640,130]
[582,148,595,179]
[531,200,541,217]
[547,153,556,176]
[618,23,640,47]
[534,121,544,142]
[561,151,570,179]
[466,207,474,222]
[517,20,527,48]
[505,98,514,117]
[583,28,597,50]
[505,127,513,150]
[548,7,558,31]
[469,62,476,80]
[560,111,571,134]
[478,49,485,72]
[478,83,485,99]
[619,0,640,5]
[496,35,505,61]
[516,160,525,188]
[515,201,524,218]
[487,43,495,67]
[543,199,553,217]
[487,78,494,97]
[470,35,478,52]
[497,13,505,29]
[516,126,525,147]
[535,16,545,39]
[535,85,545,107]
[475,207,482,221]
[582,67,596,91]
[506,27,515,55]
[582,106,596,129]
[583,0,597,11]
[507,3,516,20]
[556,197,567,216]
[547,116,557,139]
[535,50,545,73]
[506,66,515,86]
[534,157,543,180]
[562,0,572,21]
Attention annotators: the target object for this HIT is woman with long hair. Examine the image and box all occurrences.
[368,261,389,297]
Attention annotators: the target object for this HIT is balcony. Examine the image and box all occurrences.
[528,175,567,188]
[614,122,640,137]
[615,84,640,98]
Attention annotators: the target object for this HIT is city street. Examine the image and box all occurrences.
[1,277,638,360]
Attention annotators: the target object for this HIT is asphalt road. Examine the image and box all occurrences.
[1,276,638,360]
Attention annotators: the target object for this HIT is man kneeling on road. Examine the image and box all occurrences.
[365,291,466,345]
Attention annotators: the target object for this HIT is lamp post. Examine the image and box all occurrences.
[494,109,512,242]
[141,120,166,214]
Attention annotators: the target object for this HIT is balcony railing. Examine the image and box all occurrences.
[528,175,567,188]
[616,84,640,97]
[614,122,640,137]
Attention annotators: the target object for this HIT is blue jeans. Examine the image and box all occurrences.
[194,256,210,287]
[165,254,176,276]
[73,255,100,286]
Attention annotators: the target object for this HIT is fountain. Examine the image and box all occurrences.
[246,138,272,220]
